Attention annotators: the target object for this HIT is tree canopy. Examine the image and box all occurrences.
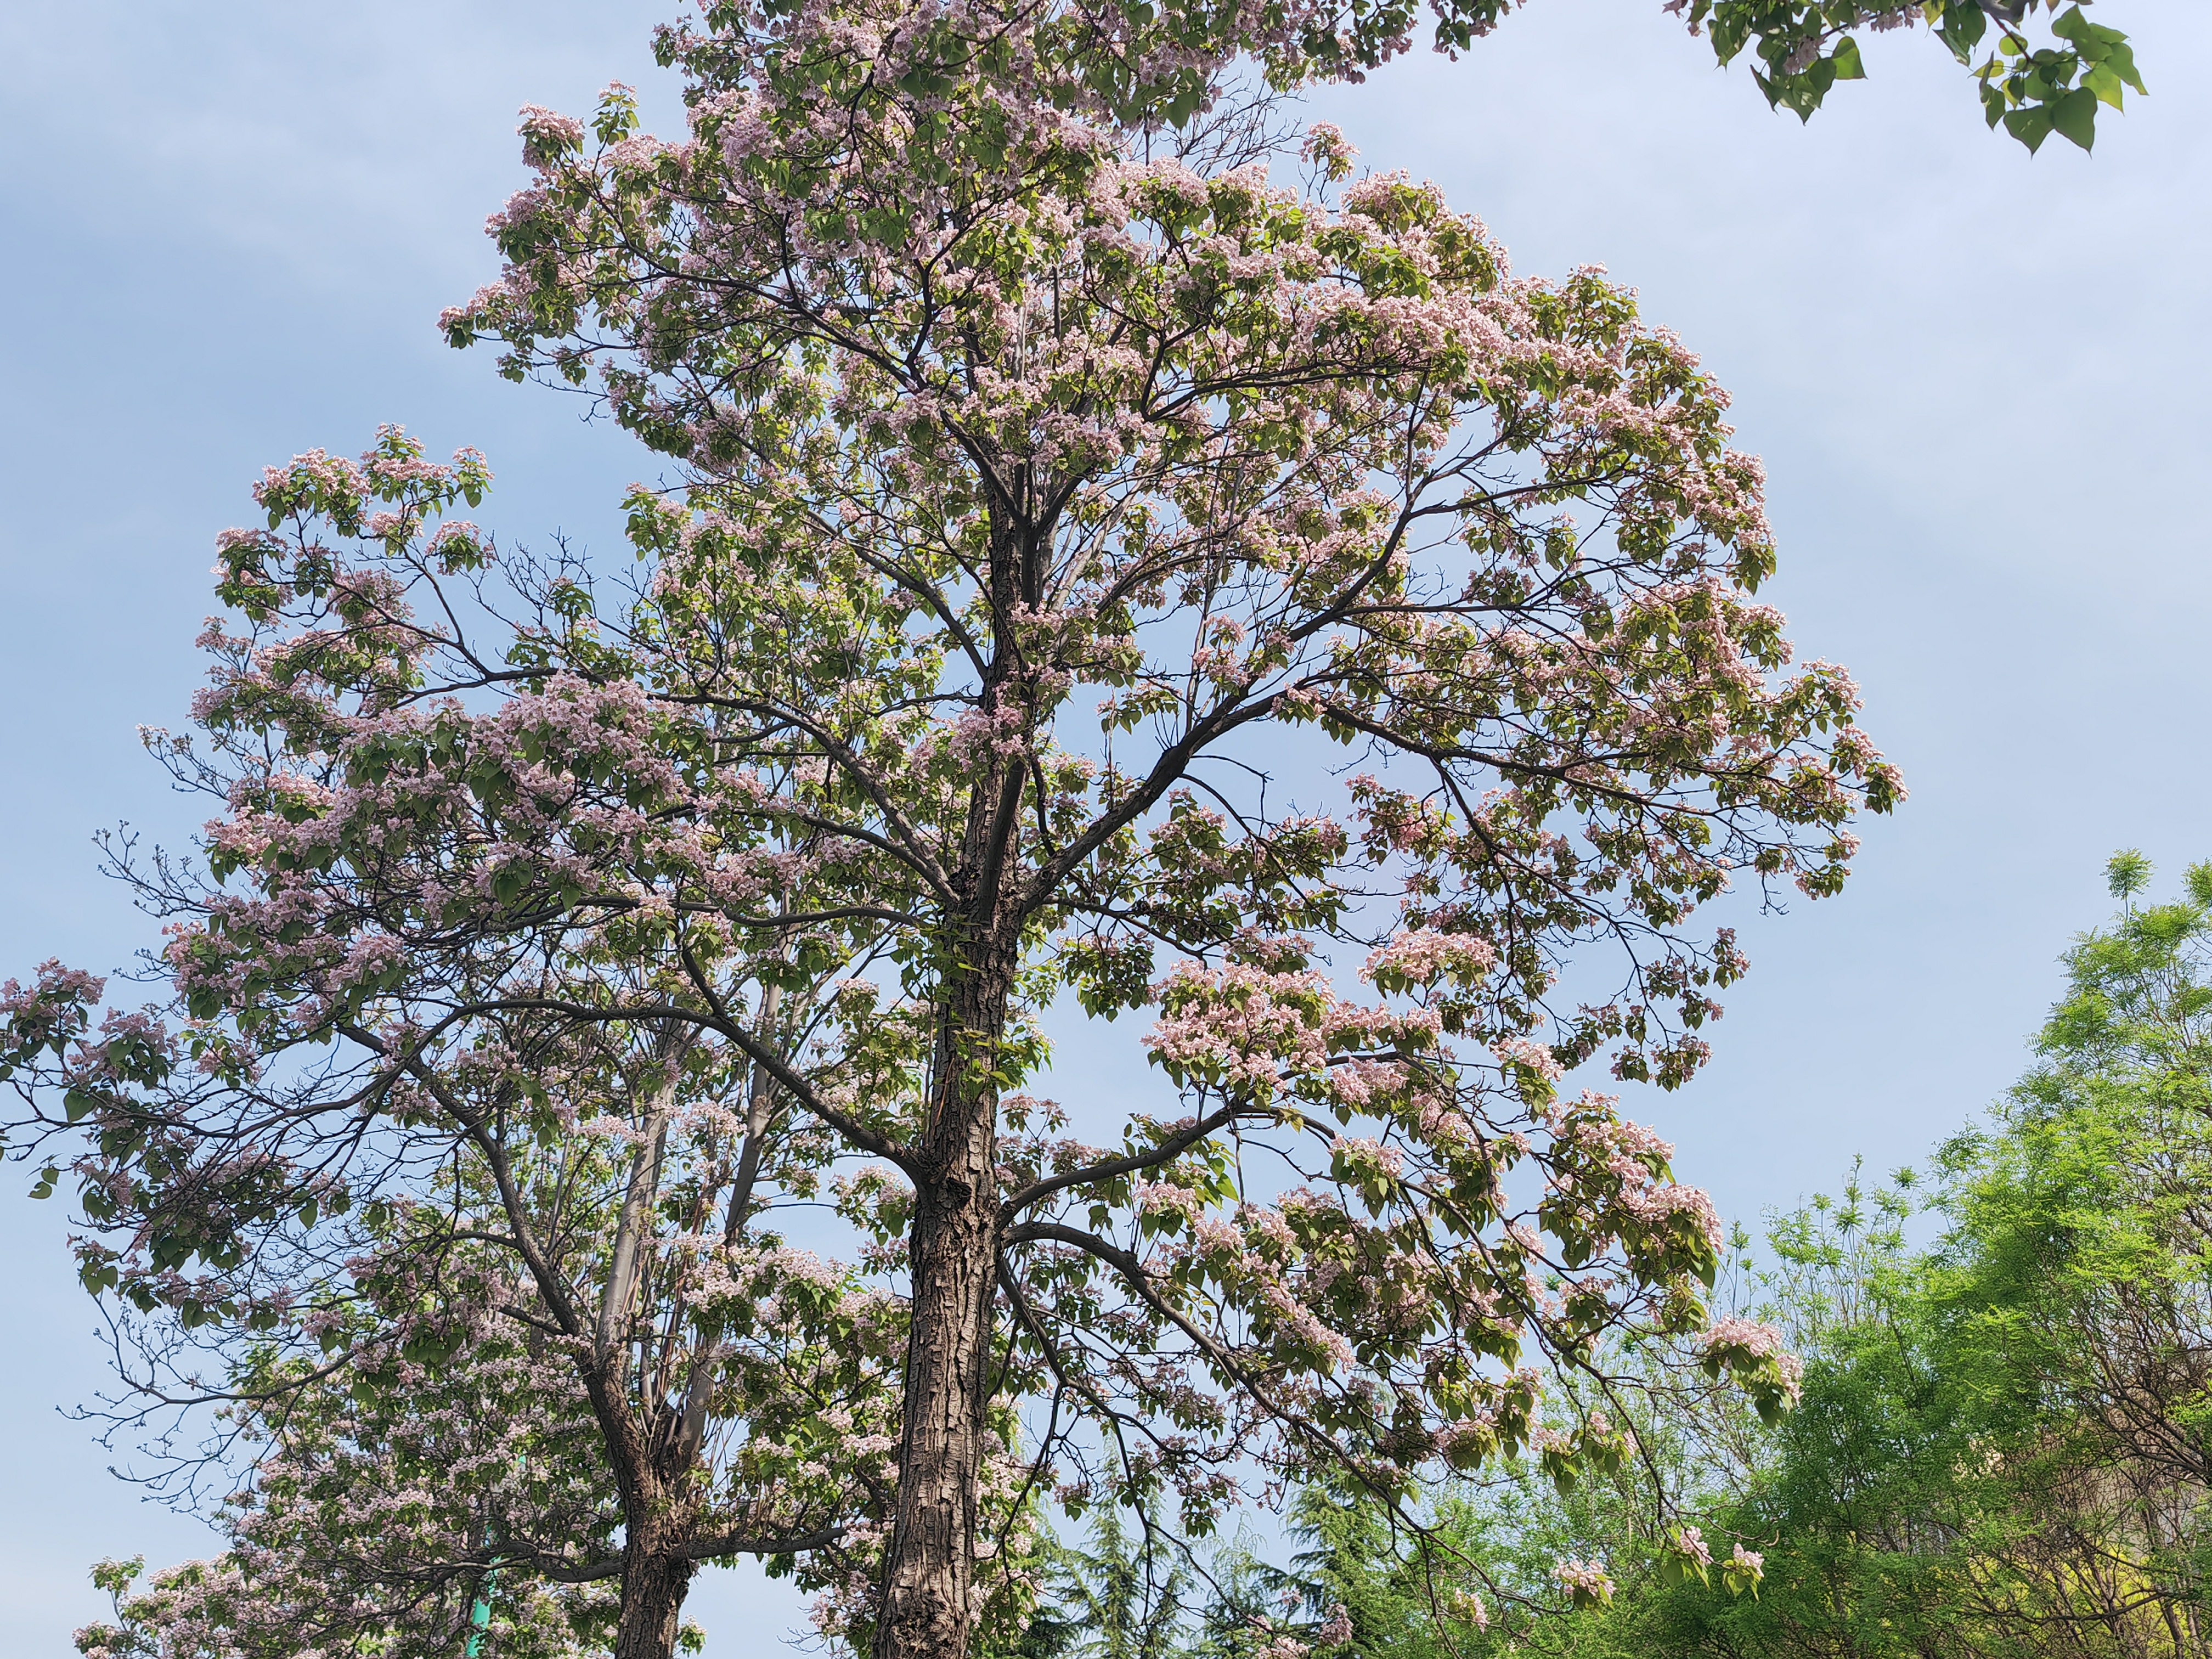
[576,1,2147,153]
[9,15,1901,1655]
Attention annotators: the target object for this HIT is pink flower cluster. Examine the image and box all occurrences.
[1550,1558,1616,1604]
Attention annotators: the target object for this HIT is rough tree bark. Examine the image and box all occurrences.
[872,1147,1001,1657]
[874,691,1026,1659]
[613,1530,698,1659]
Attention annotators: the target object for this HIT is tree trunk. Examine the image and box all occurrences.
[874,620,1030,1659]
[873,1164,1000,1659]
[613,1542,698,1659]
[873,899,1016,1659]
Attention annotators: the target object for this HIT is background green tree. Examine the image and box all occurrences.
[1488,854,2212,1657]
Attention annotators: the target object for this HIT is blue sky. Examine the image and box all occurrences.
[3,1,2206,1650]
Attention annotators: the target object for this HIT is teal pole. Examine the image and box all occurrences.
[469,1575,500,1659]
[466,1515,502,1658]
[465,1563,497,1658]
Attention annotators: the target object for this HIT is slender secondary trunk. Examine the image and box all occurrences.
[595,1036,705,1659]
[613,1536,698,1659]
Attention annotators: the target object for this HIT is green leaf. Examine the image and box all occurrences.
[2004,105,2055,153]
[2051,86,2098,151]
[1936,1,1987,63]
[1830,37,1866,82]
[2104,40,2147,95]
[2048,5,2095,48]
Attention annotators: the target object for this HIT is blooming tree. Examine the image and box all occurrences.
[70,1232,632,1659]
[7,7,1915,1658]
[44,974,904,1659]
